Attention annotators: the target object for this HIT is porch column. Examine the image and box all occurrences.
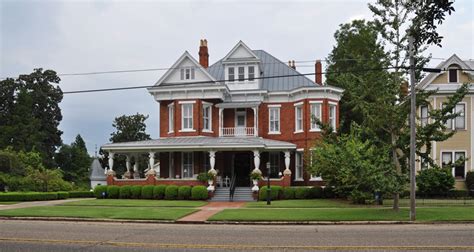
[253,107,258,136]
[208,150,217,175]
[124,155,132,178]
[107,152,115,176]
[218,108,223,136]
[146,152,156,177]
[133,156,139,178]
[283,151,292,176]
[252,150,262,174]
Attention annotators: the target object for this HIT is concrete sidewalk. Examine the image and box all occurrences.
[0,198,93,211]
[177,202,245,223]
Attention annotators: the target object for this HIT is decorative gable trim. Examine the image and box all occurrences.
[221,41,260,63]
[418,54,473,89]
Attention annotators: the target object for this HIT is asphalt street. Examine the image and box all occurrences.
[0,220,473,251]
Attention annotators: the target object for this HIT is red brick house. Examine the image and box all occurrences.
[102,40,343,199]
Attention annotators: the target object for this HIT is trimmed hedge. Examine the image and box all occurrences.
[57,192,69,200]
[119,186,132,199]
[130,186,142,199]
[191,186,208,200]
[0,192,62,201]
[294,187,310,199]
[309,187,323,198]
[141,185,154,199]
[107,186,120,199]
[258,186,282,201]
[153,185,167,199]
[165,185,178,200]
[69,191,94,198]
[322,186,336,199]
[283,187,295,199]
[94,185,108,199]
[178,186,191,200]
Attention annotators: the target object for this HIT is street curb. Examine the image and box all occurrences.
[1,217,474,225]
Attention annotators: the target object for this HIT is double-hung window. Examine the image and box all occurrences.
[238,67,245,81]
[329,104,337,131]
[180,68,195,80]
[295,104,303,132]
[228,67,235,82]
[269,106,280,134]
[295,152,303,180]
[269,152,280,178]
[441,151,466,179]
[181,103,193,130]
[443,103,466,130]
[168,104,174,133]
[420,105,429,127]
[310,102,322,131]
[202,103,212,132]
[248,66,255,81]
[182,152,193,178]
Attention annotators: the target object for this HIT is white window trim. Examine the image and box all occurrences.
[440,150,467,179]
[202,102,213,133]
[238,66,245,82]
[268,104,282,108]
[268,107,281,134]
[328,102,337,132]
[180,103,194,132]
[295,151,304,181]
[294,105,303,133]
[447,66,459,83]
[181,152,194,179]
[441,102,467,130]
[180,67,196,81]
[168,103,174,133]
[234,108,247,128]
[178,100,196,104]
[248,66,255,81]
[420,105,429,127]
[228,67,235,82]
[309,101,323,132]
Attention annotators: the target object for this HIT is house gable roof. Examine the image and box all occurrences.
[418,54,473,89]
[221,40,260,63]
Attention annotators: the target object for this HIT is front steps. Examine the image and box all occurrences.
[210,187,255,202]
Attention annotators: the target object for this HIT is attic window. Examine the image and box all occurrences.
[180,68,195,81]
[238,67,245,81]
[248,66,255,81]
[448,68,458,83]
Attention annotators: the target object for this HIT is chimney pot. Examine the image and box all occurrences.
[292,60,296,70]
[199,39,209,68]
[315,60,322,85]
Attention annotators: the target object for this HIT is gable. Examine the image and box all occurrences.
[222,41,259,62]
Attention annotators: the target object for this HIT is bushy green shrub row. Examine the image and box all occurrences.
[259,186,335,201]
[94,185,208,200]
[68,191,95,198]
[0,192,69,201]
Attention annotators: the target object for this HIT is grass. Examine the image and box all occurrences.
[0,206,197,220]
[383,198,474,207]
[208,207,474,222]
[0,202,20,205]
[245,199,354,208]
[61,199,207,207]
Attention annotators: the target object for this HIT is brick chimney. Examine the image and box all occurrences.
[199,39,209,68]
[315,60,322,85]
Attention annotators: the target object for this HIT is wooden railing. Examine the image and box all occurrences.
[220,127,256,137]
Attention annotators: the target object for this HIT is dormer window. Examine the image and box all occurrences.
[248,66,255,81]
[228,67,235,82]
[448,68,458,83]
[180,67,195,80]
[238,67,245,81]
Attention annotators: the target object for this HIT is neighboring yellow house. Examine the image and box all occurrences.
[417,54,474,189]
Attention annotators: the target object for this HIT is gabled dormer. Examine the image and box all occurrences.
[221,41,261,90]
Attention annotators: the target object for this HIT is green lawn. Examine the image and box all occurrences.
[383,198,474,207]
[209,207,474,222]
[0,202,20,205]
[246,199,354,208]
[0,206,197,220]
[61,199,207,208]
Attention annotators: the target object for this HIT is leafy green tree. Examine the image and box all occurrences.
[0,69,63,167]
[55,134,91,187]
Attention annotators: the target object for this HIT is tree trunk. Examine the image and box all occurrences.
[391,132,401,211]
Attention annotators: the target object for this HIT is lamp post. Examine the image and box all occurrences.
[266,162,271,205]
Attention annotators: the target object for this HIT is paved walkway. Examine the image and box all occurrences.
[177,202,245,223]
[0,198,92,211]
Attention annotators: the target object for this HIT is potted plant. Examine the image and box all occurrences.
[250,171,262,192]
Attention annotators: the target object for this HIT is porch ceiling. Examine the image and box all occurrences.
[101,136,295,153]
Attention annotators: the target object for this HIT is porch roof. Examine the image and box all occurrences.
[215,101,261,109]
[101,136,296,152]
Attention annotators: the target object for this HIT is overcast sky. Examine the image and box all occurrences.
[1,0,473,156]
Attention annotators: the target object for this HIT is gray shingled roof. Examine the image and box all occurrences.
[207,50,316,91]
[102,136,295,151]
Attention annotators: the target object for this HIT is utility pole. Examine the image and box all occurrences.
[409,35,416,221]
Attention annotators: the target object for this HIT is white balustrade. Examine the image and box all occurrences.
[220,127,256,137]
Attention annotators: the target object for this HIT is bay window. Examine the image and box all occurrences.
[310,102,322,131]
[181,103,193,130]
[269,106,280,134]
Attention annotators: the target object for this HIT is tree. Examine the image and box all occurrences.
[100,114,151,176]
[55,134,91,188]
[0,68,63,167]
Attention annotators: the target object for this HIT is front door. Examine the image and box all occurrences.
[233,152,251,186]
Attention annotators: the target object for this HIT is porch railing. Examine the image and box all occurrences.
[220,127,256,137]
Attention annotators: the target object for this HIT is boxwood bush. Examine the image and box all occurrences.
[141,185,154,199]
[130,186,142,199]
[119,186,132,199]
[191,186,208,200]
[153,185,167,199]
[294,187,310,199]
[68,191,94,198]
[57,192,69,200]
[282,187,295,199]
[178,186,192,200]
[94,185,108,199]
[0,192,60,201]
[309,187,323,199]
[323,186,336,198]
[258,186,282,201]
[107,186,120,199]
[165,185,178,200]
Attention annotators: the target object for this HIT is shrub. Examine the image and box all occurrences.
[57,192,69,199]
[141,185,154,199]
[294,187,310,199]
[323,186,336,199]
[119,186,132,199]
[258,186,282,201]
[309,187,323,199]
[0,192,60,201]
[107,186,120,199]
[282,187,295,199]
[416,168,455,197]
[94,185,108,199]
[130,186,142,199]
[447,190,469,198]
[165,185,178,200]
[466,171,474,193]
[68,191,94,198]
[153,185,167,199]
[191,186,208,200]
[178,186,191,200]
